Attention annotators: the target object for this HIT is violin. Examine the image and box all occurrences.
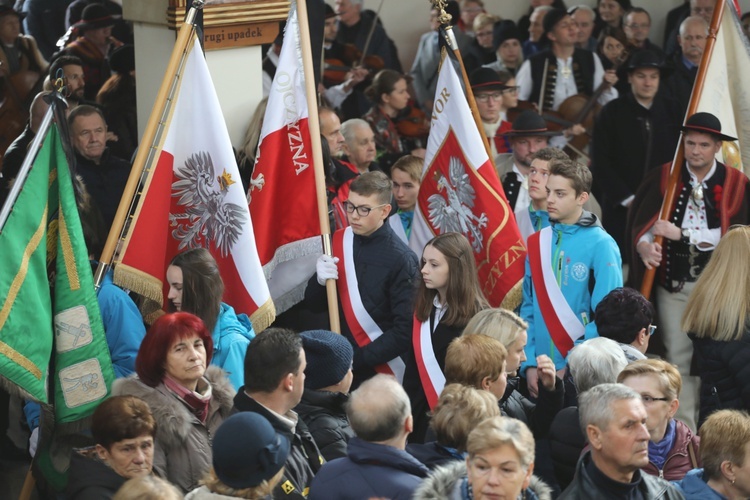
[394,103,430,139]
[323,43,384,86]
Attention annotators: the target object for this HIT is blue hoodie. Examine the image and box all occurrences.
[674,469,728,500]
[210,302,255,390]
[520,211,623,372]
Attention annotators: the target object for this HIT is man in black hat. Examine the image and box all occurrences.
[62,3,120,100]
[629,112,750,432]
[591,49,681,257]
[517,8,618,115]
[483,20,523,76]
[469,67,518,158]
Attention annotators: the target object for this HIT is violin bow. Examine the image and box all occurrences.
[358,0,385,67]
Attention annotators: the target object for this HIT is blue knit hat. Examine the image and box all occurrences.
[300,330,353,390]
[212,412,290,489]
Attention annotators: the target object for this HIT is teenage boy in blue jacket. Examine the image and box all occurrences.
[521,158,622,397]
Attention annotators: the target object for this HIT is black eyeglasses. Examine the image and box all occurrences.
[343,201,387,217]
[641,395,669,404]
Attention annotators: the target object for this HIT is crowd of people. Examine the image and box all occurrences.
[3,0,750,499]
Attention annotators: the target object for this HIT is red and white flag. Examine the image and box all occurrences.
[249,2,322,313]
[114,35,274,331]
[410,54,526,307]
[691,0,750,174]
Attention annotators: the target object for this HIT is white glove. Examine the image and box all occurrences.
[29,427,39,458]
[316,255,339,286]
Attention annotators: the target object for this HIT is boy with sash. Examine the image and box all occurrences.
[522,147,570,242]
[313,171,420,388]
[521,158,622,398]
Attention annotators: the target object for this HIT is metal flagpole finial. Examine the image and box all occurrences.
[430,0,453,25]
[185,0,205,25]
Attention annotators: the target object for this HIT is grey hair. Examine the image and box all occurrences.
[567,337,628,393]
[680,15,709,37]
[346,374,411,442]
[466,416,535,469]
[568,5,595,18]
[341,118,371,147]
[579,383,641,433]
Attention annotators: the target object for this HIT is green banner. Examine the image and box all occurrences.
[0,126,115,420]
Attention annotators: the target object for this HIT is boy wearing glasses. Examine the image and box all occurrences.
[469,67,517,157]
[312,171,419,388]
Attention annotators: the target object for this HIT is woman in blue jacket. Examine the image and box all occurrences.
[166,248,255,390]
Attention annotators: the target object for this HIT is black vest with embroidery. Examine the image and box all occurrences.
[528,49,595,111]
[660,163,725,290]
[502,173,521,210]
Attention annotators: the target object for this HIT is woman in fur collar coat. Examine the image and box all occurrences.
[112,312,236,493]
[414,417,552,500]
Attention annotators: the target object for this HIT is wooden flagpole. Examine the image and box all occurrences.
[640,0,725,299]
[93,1,204,288]
[431,0,502,184]
[296,0,341,333]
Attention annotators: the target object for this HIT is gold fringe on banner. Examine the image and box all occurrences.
[249,298,276,334]
[500,279,523,312]
[112,263,164,320]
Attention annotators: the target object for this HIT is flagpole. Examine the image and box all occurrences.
[93,1,204,288]
[0,94,59,233]
[640,0,725,300]
[431,0,501,182]
[295,0,341,333]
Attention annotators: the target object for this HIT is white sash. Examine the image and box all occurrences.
[336,228,406,382]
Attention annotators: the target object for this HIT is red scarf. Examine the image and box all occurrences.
[164,375,212,423]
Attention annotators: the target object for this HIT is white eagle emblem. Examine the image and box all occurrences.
[427,156,488,252]
[169,151,247,257]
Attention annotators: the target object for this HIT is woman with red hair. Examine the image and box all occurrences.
[112,312,235,494]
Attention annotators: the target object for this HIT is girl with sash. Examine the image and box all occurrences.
[403,232,489,444]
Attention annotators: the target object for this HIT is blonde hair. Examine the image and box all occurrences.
[682,226,750,341]
[463,308,527,350]
[430,384,501,452]
[200,467,284,499]
[390,155,423,183]
[473,13,499,32]
[466,416,535,469]
[617,358,682,401]
[112,476,182,500]
[700,410,750,481]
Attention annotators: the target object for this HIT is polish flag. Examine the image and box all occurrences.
[410,52,526,308]
[691,0,750,173]
[249,1,322,313]
[114,35,274,330]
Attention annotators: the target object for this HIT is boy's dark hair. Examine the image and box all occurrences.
[549,158,592,196]
[532,147,569,163]
[243,328,303,393]
[49,55,83,80]
[595,287,655,345]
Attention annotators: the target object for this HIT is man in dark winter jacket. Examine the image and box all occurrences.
[309,374,429,500]
[233,328,324,499]
[559,383,684,500]
[294,329,355,461]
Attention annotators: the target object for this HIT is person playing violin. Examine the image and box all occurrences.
[516,8,618,143]
[321,4,369,111]
[335,0,395,71]
[0,6,47,89]
[363,69,426,173]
